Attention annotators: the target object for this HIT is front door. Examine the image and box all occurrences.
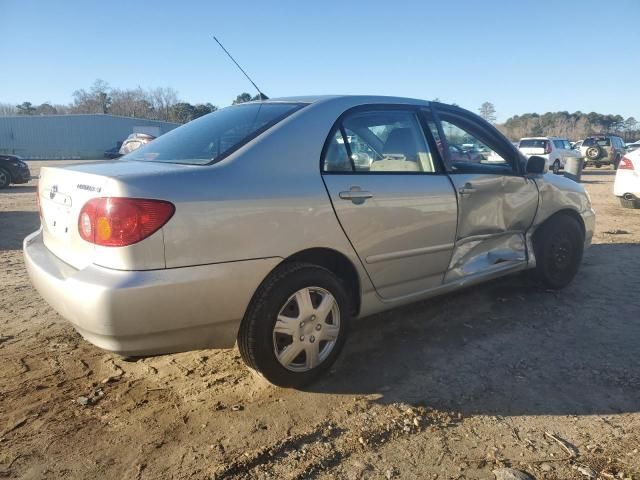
[429,105,539,282]
[321,107,458,300]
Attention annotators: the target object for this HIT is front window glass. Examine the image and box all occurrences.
[124,103,305,165]
[439,116,511,171]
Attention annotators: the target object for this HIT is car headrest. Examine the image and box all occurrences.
[382,128,417,160]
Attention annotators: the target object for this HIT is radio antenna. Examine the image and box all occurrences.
[212,35,268,100]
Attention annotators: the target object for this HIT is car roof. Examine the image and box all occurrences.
[252,95,432,107]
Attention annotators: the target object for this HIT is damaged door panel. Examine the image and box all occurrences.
[431,105,540,283]
[445,173,538,282]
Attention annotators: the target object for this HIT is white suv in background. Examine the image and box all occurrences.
[518,137,582,174]
[614,150,640,208]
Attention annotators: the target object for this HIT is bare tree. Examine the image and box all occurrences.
[72,79,112,114]
[478,102,497,123]
[0,103,17,116]
[150,87,179,121]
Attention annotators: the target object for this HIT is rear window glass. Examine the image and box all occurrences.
[584,137,610,147]
[519,139,549,149]
[124,103,305,165]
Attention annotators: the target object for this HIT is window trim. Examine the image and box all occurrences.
[320,104,445,176]
[432,104,526,176]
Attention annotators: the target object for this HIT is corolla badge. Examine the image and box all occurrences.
[49,185,58,200]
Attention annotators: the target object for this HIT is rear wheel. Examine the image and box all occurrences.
[620,196,640,209]
[552,160,561,174]
[533,214,584,289]
[0,168,10,189]
[613,156,621,170]
[238,262,350,388]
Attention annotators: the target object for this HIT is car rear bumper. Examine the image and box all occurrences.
[23,229,281,356]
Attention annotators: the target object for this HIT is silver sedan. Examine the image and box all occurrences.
[24,96,595,387]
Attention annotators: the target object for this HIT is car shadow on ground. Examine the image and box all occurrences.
[582,169,616,176]
[309,243,640,417]
[0,211,40,250]
[1,185,38,194]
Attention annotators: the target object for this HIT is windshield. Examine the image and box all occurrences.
[124,102,306,165]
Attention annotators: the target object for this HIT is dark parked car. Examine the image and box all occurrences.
[0,154,31,189]
[104,141,124,159]
[118,133,156,156]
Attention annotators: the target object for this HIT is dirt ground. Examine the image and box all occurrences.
[1,161,639,480]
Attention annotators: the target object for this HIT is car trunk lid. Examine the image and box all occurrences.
[38,166,113,269]
[37,160,186,270]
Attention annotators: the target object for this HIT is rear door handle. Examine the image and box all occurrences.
[339,191,373,200]
[458,182,476,195]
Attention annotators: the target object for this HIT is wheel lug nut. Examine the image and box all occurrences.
[309,336,315,343]
[315,324,321,331]
[299,335,305,341]
[311,315,316,321]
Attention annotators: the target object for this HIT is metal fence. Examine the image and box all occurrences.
[0,114,180,159]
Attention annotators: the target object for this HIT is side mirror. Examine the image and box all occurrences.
[526,155,546,174]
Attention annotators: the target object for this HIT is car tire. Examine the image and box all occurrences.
[533,214,584,290]
[0,168,10,189]
[620,196,640,209]
[613,156,620,170]
[552,160,561,174]
[238,262,351,388]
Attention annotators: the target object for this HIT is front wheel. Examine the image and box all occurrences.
[533,214,584,289]
[238,262,351,388]
[552,160,561,174]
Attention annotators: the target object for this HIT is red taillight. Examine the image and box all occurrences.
[544,142,552,154]
[619,156,635,170]
[78,197,175,247]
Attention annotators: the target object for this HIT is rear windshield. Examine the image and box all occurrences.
[519,139,549,149]
[584,137,610,146]
[124,102,306,165]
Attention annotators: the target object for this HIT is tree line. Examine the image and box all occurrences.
[0,79,261,124]
[2,87,639,142]
[475,101,639,142]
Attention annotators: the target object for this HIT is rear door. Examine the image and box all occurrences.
[321,106,458,300]
[428,105,539,282]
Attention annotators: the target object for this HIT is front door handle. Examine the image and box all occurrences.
[458,182,476,195]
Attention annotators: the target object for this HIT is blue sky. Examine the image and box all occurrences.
[1,0,638,121]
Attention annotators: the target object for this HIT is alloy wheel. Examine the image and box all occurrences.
[272,286,340,372]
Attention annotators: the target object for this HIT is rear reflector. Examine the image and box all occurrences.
[619,156,635,170]
[78,197,175,247]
